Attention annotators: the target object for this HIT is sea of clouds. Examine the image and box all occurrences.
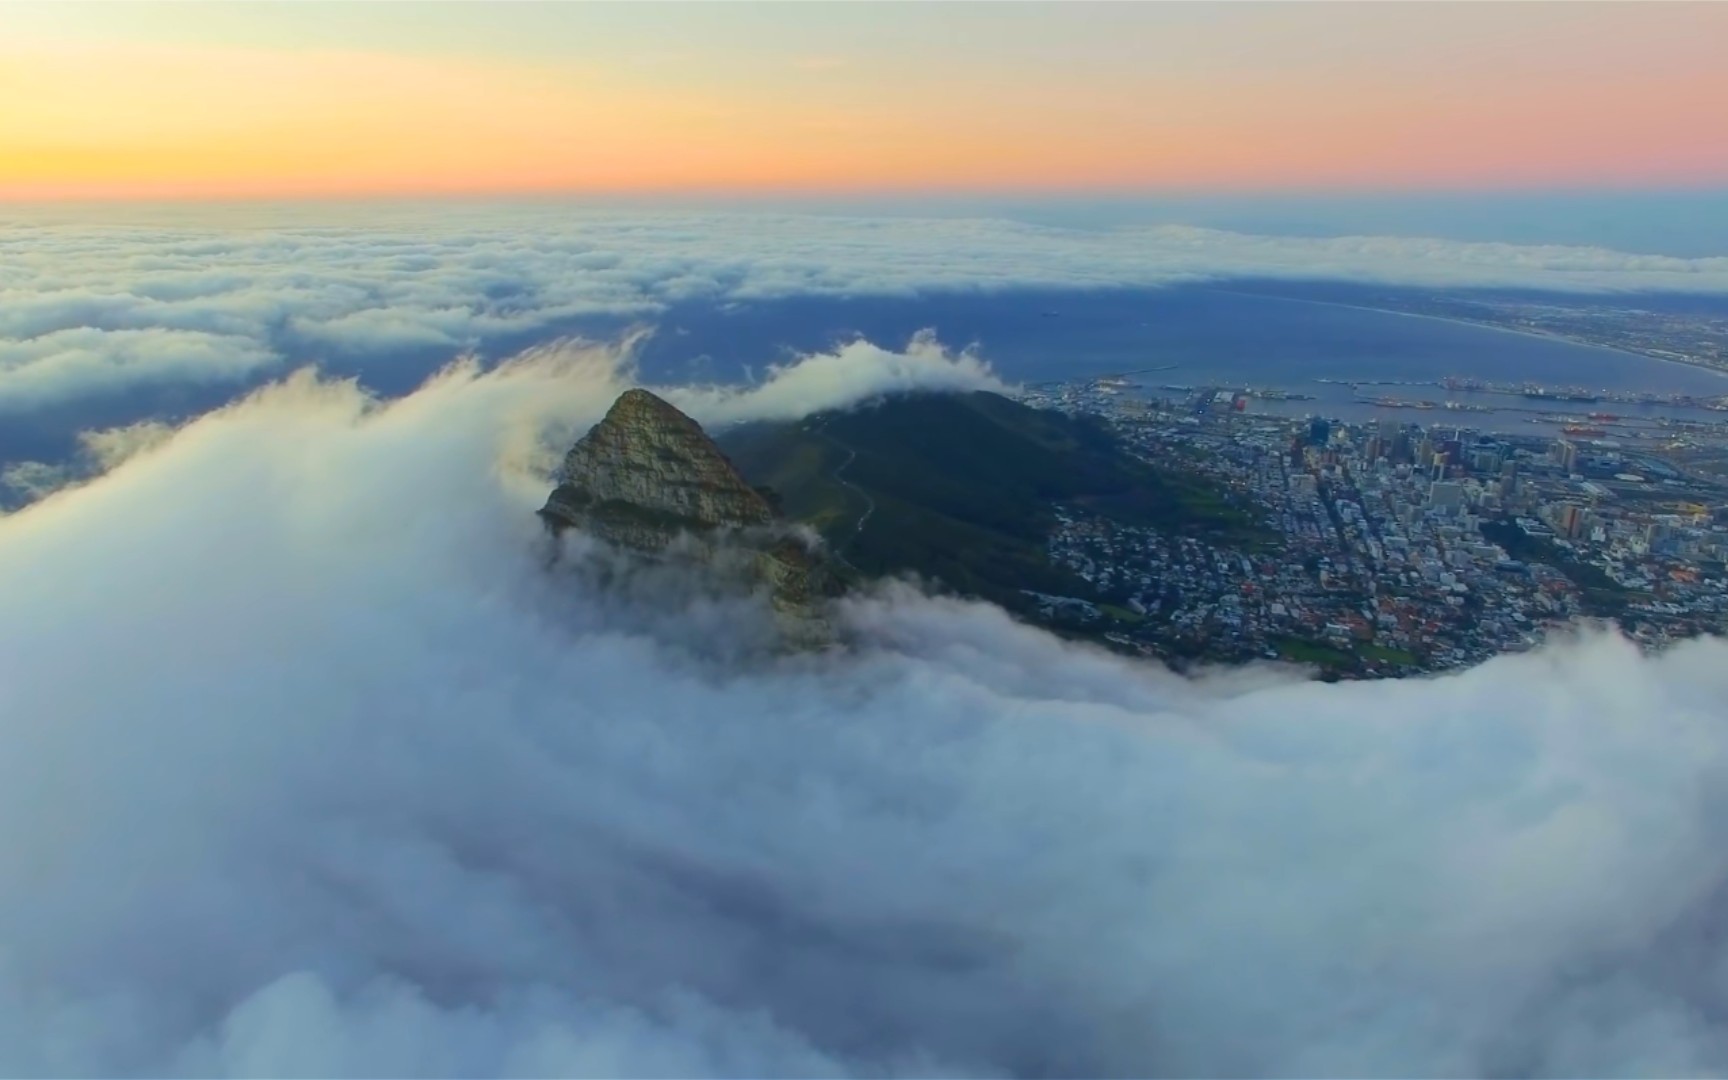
[4,339,1728,1077]
[5,204,1728,415]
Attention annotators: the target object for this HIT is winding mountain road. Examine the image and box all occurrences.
[820,430,875,549]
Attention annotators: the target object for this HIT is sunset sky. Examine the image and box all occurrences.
[4,1,1728,200]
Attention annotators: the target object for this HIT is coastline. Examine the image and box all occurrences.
[1202,286,1728,386]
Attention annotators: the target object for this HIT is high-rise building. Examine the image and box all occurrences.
[1498,459,1519,499]
[1548,501,1586,538]
[1552,438,1579,473]
[1429,481,1466,511]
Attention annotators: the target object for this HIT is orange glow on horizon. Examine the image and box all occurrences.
[4,20,1728,202]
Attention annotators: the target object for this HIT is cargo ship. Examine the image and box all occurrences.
[1524,389,1602,403]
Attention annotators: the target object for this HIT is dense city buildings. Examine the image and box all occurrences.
[1018,377,1728,677]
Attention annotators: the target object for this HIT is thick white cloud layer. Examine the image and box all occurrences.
[0,335,1001,507]
[667,330,1008,426]
[3,348,1728,1077]
[2,418,181,503]
[0,327,276,413]
[4,206,1728,410]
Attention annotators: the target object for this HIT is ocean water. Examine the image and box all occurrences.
[636,286,1728,398]
[1238,387,1726,441]
[4,284,1724,470]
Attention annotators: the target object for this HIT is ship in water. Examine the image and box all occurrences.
[1523,387,1602,404]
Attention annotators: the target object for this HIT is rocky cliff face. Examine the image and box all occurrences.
[540,389,842,644]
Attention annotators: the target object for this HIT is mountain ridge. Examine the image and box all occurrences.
[719,389,1270,616]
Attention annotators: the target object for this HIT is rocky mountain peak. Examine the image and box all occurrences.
[539,388,843,647]
[543,388,775,535]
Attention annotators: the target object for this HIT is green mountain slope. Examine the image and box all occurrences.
[718,391,1268,610]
